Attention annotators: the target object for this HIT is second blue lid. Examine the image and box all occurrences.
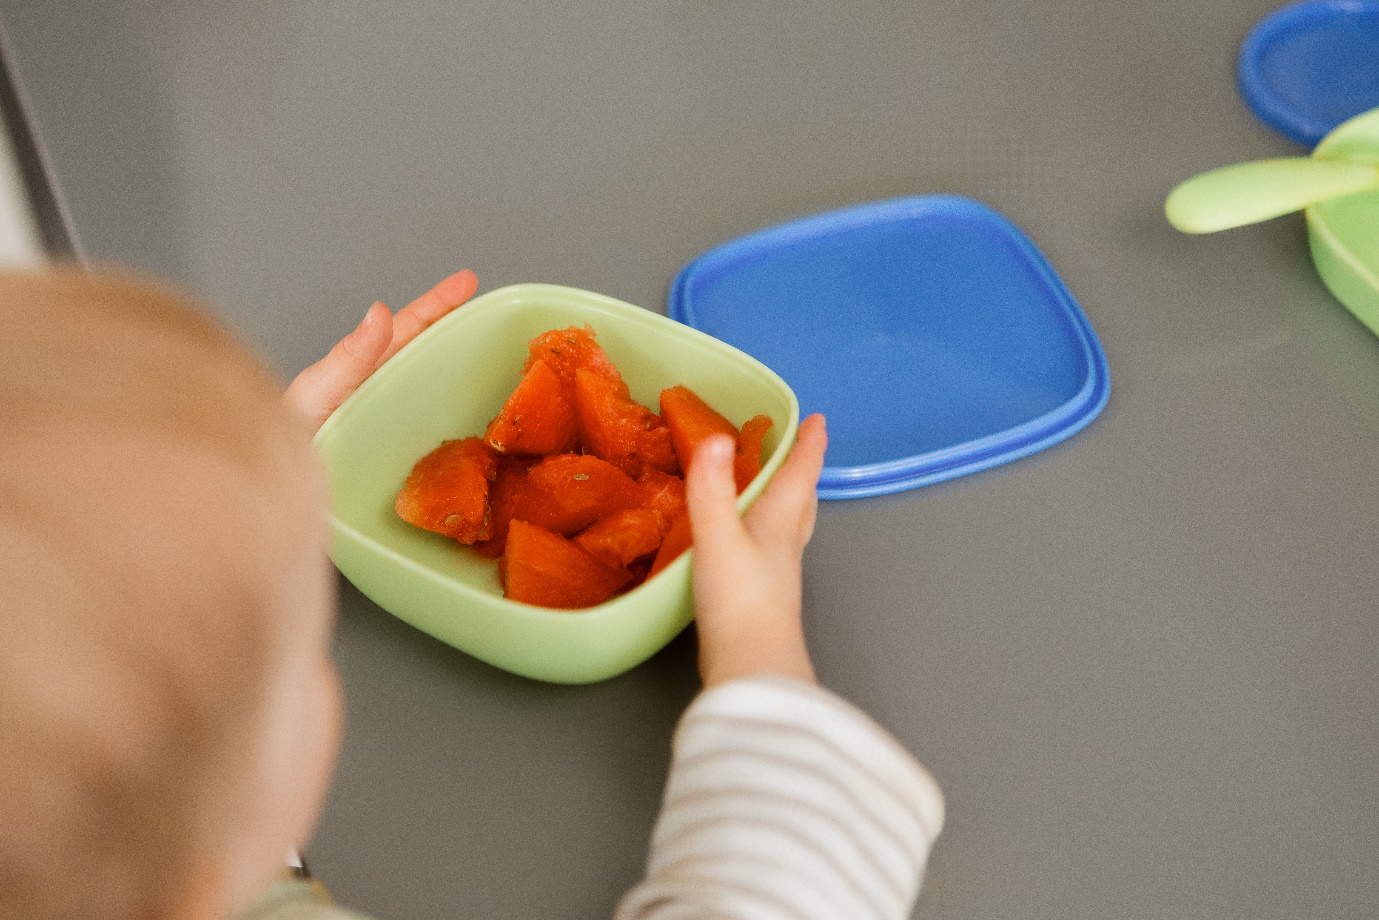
[1238,0,1379,148]
[669,196,1110,499]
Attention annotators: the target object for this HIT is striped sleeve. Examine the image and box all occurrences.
[615,677,944,920]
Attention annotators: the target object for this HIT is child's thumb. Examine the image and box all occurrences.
[685,435,743,554]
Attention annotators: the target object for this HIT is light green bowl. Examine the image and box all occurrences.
[1309,108,1379,337]
[313,284,800,684]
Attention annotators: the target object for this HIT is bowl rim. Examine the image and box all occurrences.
[1307,203,1379,292]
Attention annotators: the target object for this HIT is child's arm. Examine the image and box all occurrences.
[284,269,478,430]
[683,416,826,688]
[616,416,945,920]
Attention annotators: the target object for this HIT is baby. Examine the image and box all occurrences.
[0,268,943,920]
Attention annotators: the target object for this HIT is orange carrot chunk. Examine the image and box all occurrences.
[733,414,774,494]
[525,325,626,393]
[575,507,668,568]
[503,520,633,608]
[575,368,680,478]
[472,459,532,559]
[484,359,578,456]
[648,512,693,577]
[624,558,653,591]
[397,325,774,608]
[521,453,641,535]
[659,385,740,474]
[636,468,687,529]
[394,437,497,543]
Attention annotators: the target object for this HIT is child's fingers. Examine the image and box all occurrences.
[685,435,749,566]
[284,301,393,429]
[379,269,479,364]
[744,414,828,549]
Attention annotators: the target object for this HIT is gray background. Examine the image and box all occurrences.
[3,1,1377,918]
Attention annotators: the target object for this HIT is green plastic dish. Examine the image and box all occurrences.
[1309,107,1379,336]
[313,284,800,684]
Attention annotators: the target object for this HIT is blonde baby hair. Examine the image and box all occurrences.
[0,268,320,920]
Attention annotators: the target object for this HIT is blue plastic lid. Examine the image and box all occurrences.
[669,196,1110,499]
[1238,0,1379,148]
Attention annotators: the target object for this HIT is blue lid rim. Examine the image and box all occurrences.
[1238,0,1379,149]
[669,195,1112,500]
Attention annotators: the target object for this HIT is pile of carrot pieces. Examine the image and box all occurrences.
[395,325,773,609]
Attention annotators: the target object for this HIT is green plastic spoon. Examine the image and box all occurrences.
[1165,157,1379,233]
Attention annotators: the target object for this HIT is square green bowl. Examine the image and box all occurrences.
[313,283,800,684]
[1308,108,1379,337]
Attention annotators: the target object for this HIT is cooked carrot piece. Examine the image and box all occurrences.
[503,520,633,608]
[659,385,740,474]
[520,453,641,535]
[398,325,774,608]
[634,424,679,477]
[394,437,497,543]
[636,468,687,529]
[733,414,774,493]
[648,512,693,577]
[484,359,578,456]
[574,507,667,568]
[624,558,653,591]
[574,368,680,477]
[472,459,532,559]
[525,325,626,393]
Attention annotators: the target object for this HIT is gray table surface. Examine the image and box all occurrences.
[4,2,1377,918]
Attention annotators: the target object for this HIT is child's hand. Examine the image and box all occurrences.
[685,413,828,688]
[285,269,479,431]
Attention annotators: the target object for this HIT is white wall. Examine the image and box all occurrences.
[0,102,44,268]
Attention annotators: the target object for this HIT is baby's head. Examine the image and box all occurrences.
[0,270,342,920]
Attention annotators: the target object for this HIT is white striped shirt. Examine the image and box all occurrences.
[616,677,943,920]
